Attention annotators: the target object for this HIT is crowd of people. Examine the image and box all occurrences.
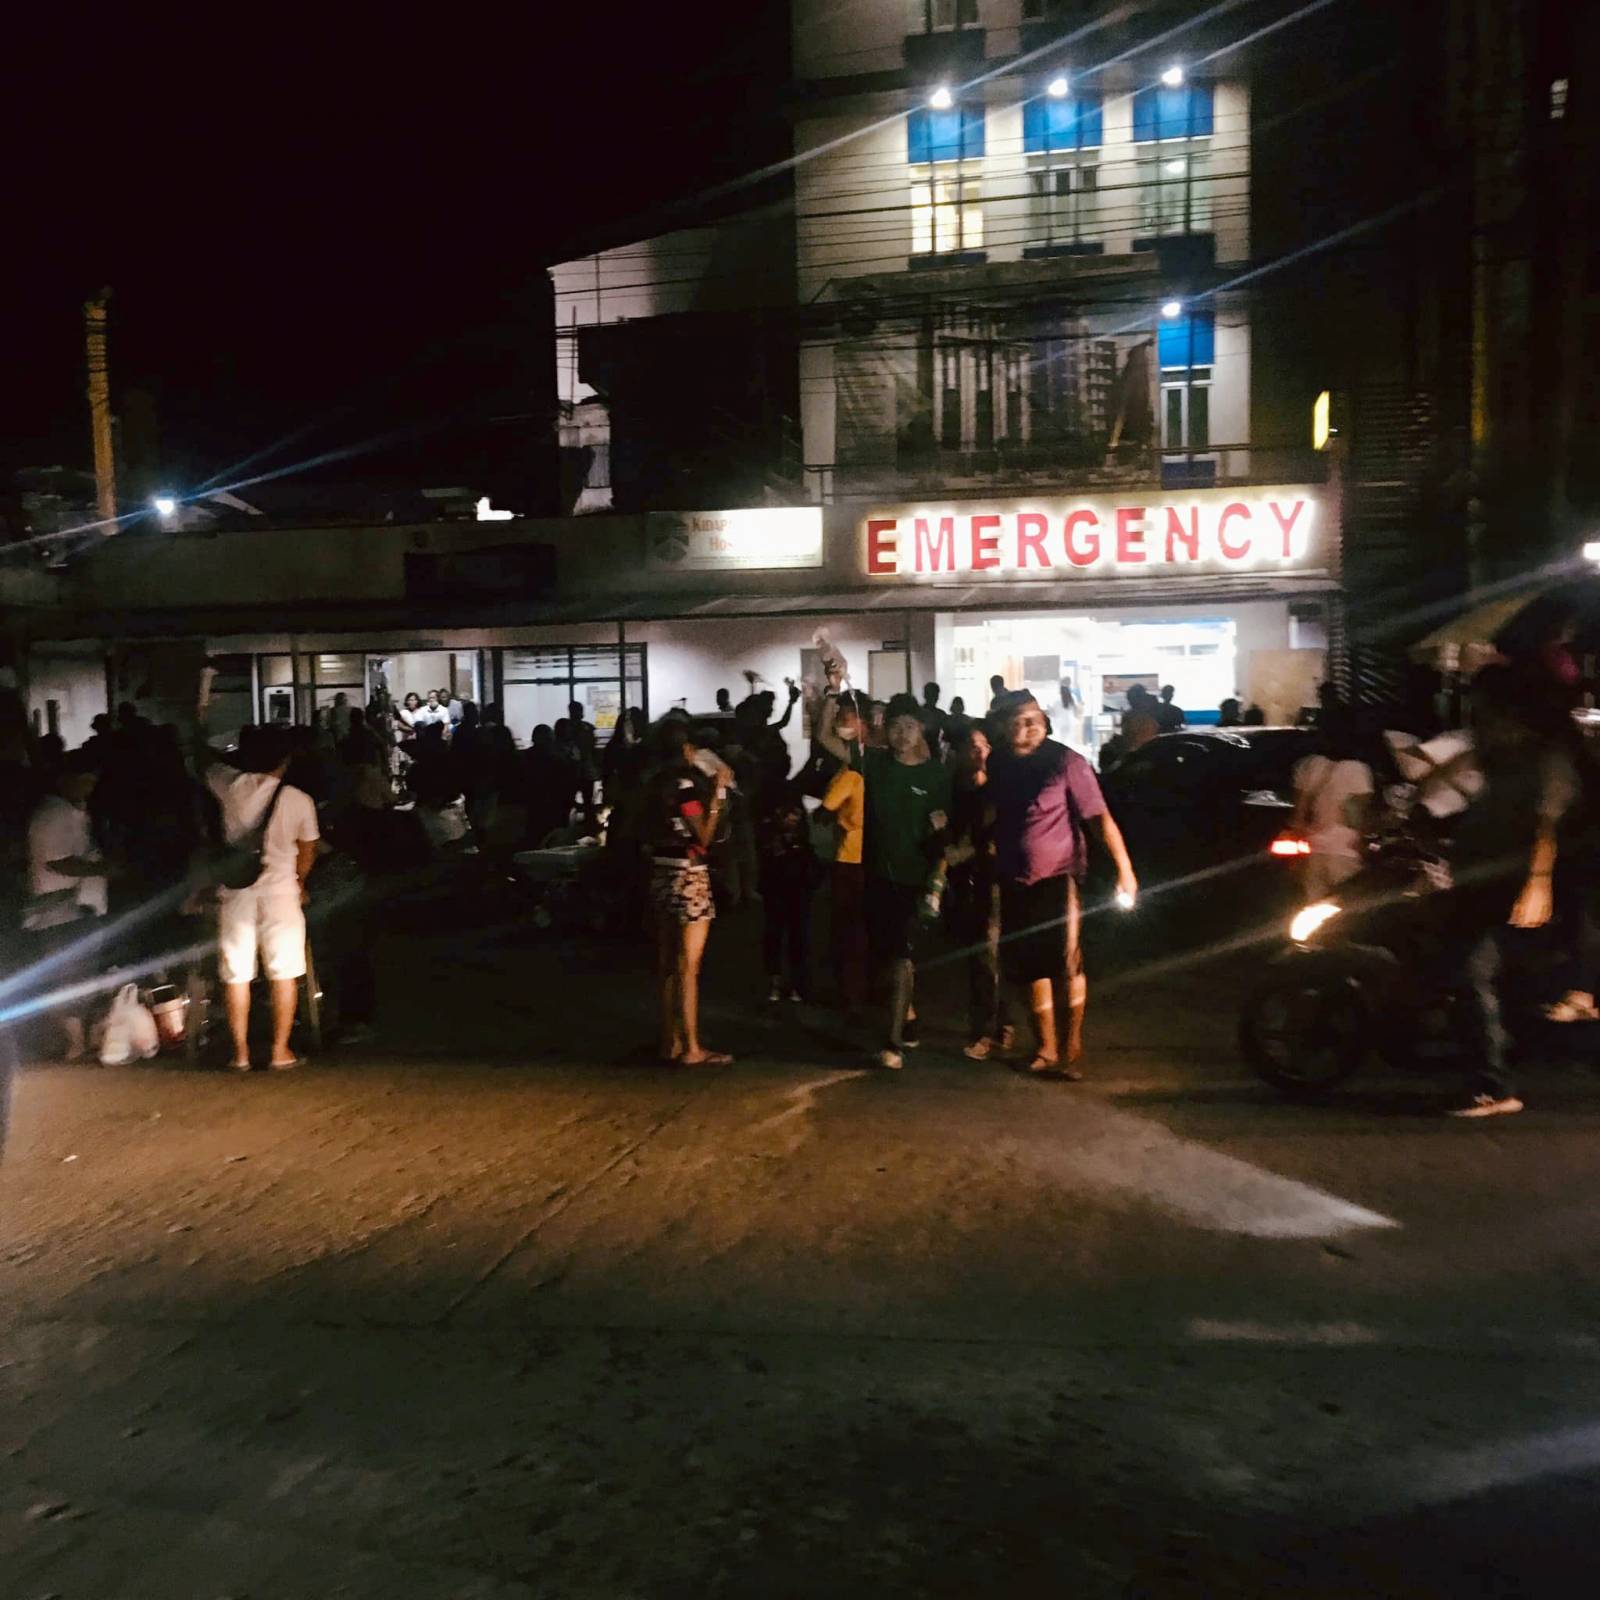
[3,618,1594,1116]
[607,668,1139,1075]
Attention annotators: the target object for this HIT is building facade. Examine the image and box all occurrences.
[12,2,1367,751]
[792,0,1259,506]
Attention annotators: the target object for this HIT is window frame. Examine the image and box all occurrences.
[910,165,983,256]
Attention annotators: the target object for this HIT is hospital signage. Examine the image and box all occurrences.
[860,487,1321,580]
[647,507,824,572]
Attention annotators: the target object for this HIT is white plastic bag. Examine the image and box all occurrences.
[99,982,160,1066]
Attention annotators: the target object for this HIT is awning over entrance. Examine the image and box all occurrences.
[37,568,1337,643]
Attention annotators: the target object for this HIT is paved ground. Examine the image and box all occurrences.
[7,904,1600,1596]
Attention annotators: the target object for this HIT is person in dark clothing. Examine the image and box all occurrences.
[524,725,578,845]
[716,688,733,715]
[567,701,600,825]
[919,682,949,760]
[948,723,1011,1058]
[1155,685,1185,733]
[1218,697,1244,728]
[861,693,952,1069]
[602,707,650,805]
[944,696,974,757]
[1442,664,1579,1118]
[758,788,817,1003]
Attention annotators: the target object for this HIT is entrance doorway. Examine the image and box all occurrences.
[257,649,481,726]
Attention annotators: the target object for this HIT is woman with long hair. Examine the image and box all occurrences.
[645,719,733,1065]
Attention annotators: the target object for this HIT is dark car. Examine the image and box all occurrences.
[1101,727,1317,932]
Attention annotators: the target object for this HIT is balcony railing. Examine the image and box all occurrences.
[805,444,1325,505]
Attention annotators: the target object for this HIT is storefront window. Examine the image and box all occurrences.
[502,644,646,744]
[947,613,1242,755]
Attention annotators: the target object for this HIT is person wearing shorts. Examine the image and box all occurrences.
[861,694,951,1069]
[990,692,1137,1080]
[199,714,320,1072]
[646,720,732,1066]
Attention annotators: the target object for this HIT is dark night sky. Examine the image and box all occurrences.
[4,5,788,498]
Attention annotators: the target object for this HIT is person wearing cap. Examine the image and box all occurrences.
[989,690,1137,1079]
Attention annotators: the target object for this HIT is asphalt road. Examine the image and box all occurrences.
[6,909,1600,1597]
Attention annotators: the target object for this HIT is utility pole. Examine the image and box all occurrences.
[84,289,117,531]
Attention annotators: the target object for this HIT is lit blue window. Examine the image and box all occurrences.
[1159,310,1214,369]
[1132,83,1214,142]
[1022,93,1103,152]
[907,104,986,163]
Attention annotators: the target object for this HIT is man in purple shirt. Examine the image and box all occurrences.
[990,692,1138,1079]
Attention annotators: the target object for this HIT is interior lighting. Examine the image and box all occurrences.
[1164,158,1185,174]
[1047,75,1069,98]
[1584,540,1600,564]
[1161,300,1183,319]
[1313,390,1332,451]
[151,495,177,517]
[1161,64,1185,87]
[929,84,953,110]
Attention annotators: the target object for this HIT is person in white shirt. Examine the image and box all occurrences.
[1290,717,1375,900]
[23,753,109,1062]
[196,687,321,1071]
[412,690,452,738]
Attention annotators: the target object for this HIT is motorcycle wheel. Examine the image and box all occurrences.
[1239,971,1367,1098]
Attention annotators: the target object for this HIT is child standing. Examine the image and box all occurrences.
[758,787,817,1003]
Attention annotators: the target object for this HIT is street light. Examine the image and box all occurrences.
[1161,64,1184,87]
[929,84,953,110]
[1161,300,1183,319]
[151,495,177,518]
[1047,75,1069,98]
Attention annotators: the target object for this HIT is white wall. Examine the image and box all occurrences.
[26,651,105,749]
[633,615,936,771]
[1212,295,1251,466]
[795,108,910,303]
[792,0,910,82]
[792,0,1027,83]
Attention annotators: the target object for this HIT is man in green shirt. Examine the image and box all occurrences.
[863,693,951,1069]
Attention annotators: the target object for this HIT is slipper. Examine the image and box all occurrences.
[679,1051,734,1066]
[1025,1055,1084,1082]
[267,1057,300,1071]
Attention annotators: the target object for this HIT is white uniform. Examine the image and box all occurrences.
[207,768,319,984]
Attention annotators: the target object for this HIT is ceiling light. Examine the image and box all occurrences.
[1161,65,1184,87]
[1047,76,1069,98]
[1164,159,1185,174]
[929,85,953,110]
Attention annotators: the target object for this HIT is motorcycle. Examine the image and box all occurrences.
[1239,826,1461,1097]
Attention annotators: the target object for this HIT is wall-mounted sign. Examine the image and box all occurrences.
[647,507,824,572]
[860,487,1321,580]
